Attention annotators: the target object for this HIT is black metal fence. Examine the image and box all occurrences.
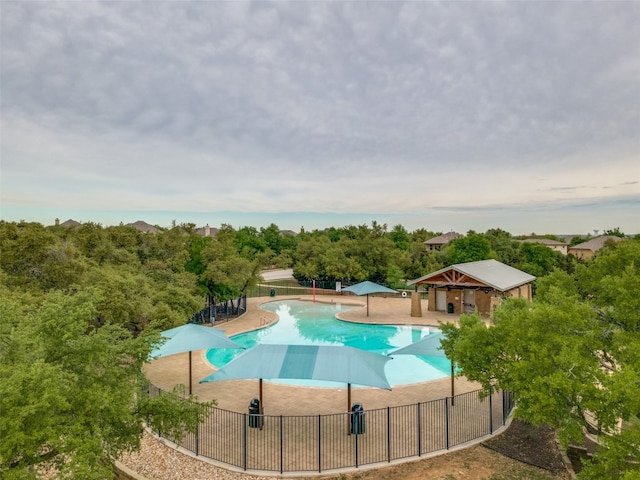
[147,385,515,475]
[189,296,247,325]
[246,284,429,300]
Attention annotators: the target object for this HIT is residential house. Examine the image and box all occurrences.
[423,232,462,251]
[568,235,623,259]
[196,224,218,237]
[520,238,568,255]
[126,220,158,234]
[54,218,81,227]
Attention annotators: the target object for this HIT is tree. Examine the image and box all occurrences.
[444,230,496,265]
[200,225,260,302]
[440,239,640,478]
[517,242,564,277]
[603,227,625,238]
[0,289,210,479]
[484,228,521,266]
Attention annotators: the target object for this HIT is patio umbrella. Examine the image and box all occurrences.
[388,332,457,400]
[200,344,392,412]
[150,323,244,394]
[340,281,398,316]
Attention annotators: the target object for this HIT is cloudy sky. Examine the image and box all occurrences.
[1,1,639,235]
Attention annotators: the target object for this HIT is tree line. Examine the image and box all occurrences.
[1,219,636,478]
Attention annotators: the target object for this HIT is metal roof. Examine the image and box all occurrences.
[408,259,535,292]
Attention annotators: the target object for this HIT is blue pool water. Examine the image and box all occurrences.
[206,299,451,387]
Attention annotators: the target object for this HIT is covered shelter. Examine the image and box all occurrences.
[150,323,244,394]
[408,259,535,315]
[341,280,398,316]
[200,344,392,412]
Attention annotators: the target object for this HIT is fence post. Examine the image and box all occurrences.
[318,415,321,473]
[445,398,450,450]
[243,413,247,471]
[279,416,284,474]
[195,421,199,456]
[387,406,391,463]
[489,393,493,434]
[354,415,359,468]
[417,402,422,457]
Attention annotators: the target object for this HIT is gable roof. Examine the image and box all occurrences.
[59,219,80,227]
[424,231,462,245]
[408,259,536,292]
[569,235,623,251]
[126,220,158,234]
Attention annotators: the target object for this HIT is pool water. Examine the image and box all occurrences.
[206,299,451,387]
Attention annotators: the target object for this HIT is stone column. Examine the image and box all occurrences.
[411,291,422,317]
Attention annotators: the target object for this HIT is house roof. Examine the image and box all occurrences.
[423,232,462,245]
[521,238,567,247]
[126,220,158,234]
[59,219,80,227]
[569,235,623,251]
[408,259,536,292]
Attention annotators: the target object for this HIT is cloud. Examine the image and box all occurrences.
[1,1,639,233]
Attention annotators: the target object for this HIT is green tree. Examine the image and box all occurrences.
[441,239,640,478]
[444,230,496,265]
[201,225,260,302]
[484,228,521,266]
[517,242,565,277]
[0,290,210,479]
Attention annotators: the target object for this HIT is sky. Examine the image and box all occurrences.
[1,1,639,235]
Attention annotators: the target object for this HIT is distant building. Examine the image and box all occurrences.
[408,259,535,315]
[423,232,462,251]
[196,224,218,237]
[54,218,81,227]
[126,220,158,234]
[520,238,568,255]
[568,235,623,259]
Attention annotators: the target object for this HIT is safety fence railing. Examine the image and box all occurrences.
[189,296,247,325]
[146,385,515,475]
[246,284,429,300]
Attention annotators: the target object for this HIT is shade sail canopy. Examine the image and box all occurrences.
[201,344,392,390]
[340,281,398,317]
[341,281,398,296]
[388,332,446,358]
[151,323,243,359]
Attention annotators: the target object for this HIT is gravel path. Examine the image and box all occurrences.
[118,431,274,480]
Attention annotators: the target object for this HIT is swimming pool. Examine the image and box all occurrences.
[206,299,451,387]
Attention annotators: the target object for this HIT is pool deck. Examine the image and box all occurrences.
[143,295,482,415]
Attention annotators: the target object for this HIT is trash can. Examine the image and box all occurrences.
[447,302,454,314]
[248,397,262,428]
[350,403,365,434]
[270,288,276,297]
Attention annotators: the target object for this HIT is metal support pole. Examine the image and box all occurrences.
[445,398,450,450]
[450,362,455,406]
[189,350,193,395]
